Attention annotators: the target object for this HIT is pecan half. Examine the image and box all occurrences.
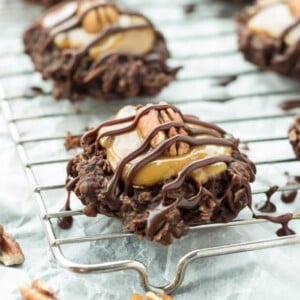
[20,280,56,300]
[78,2,119,34]
[137,106,190,156]
[0,224,25,266]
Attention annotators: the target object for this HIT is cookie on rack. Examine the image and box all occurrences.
[237,0,300,81]
[289,116,300,158]
[23,0,179,101]
[66,103,256,245]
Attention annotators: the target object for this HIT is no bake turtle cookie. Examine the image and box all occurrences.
[66,103,256,245]
[237,0,300,80]
[24,0,179,101]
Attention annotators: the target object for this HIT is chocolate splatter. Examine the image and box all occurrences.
[64,131,81,151]
[279,99,300,111]
[22,86,45,99]
[216,75,237,87]
[255,213,295,237]
[183,3,196,14]
[281,172,300,204]
[255,186,278,213]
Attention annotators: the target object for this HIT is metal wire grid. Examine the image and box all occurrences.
[1,0,300,294]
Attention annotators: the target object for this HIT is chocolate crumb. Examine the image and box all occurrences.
[23,86,44,99]
[183,3,196,14]
[64,131,81,151]
[216,75,237,87]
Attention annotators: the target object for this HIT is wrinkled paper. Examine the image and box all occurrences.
[0,0,300,299]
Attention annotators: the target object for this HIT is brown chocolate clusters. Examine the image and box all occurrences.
[66,103,256,245]
[289,116,300,158]
[237,0,300,81]
[23,0,179,101]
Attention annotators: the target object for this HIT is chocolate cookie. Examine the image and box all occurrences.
[66,103,256,245]
[237,0,300,81]
[289,116,300,158]
[23,1,179,101]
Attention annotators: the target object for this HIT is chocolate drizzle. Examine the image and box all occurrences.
[255,185,278,213]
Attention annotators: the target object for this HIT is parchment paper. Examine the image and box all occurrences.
[0,0,300,299]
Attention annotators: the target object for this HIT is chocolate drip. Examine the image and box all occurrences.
[58,191,73,230]
[281,172,300,203]
[255,185,278,213]
[254,213,295,237]
[279,99,300,111]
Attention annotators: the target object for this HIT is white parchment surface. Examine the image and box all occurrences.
[0,1,300,299]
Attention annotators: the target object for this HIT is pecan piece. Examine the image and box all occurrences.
[0,224,25,266]
[78,3,119,34]
[137,106,190,156]
[20,280,56,300]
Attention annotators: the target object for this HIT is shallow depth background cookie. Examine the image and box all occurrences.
[23,0,179,101]
[237,0,300,81]
[66,103,256,245]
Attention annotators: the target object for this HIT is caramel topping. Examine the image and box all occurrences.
[99,105,233,187]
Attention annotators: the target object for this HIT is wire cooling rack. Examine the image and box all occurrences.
[1,0,300,294]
